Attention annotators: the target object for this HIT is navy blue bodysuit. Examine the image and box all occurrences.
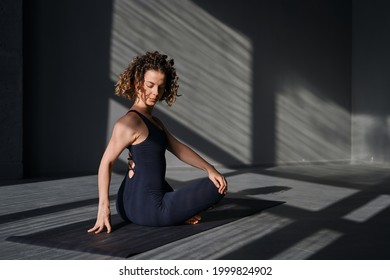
[116,110,224,226]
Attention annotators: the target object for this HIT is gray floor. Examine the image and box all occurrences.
[0,162,389,260]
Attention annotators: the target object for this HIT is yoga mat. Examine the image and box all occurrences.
[7,197,284,258]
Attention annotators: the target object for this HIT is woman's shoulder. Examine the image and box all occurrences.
[114,111,143,132]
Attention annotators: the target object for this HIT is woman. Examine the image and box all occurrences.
[88,51,227,234]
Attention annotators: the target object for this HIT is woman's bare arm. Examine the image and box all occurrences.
[88,114,141,234]
[163,125,228,194]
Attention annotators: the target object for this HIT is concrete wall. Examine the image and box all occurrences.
[193,0,352,165]
[23,0,120,177]
[352,0,390,165]
[22,0,352,178]
[0,0,23,179]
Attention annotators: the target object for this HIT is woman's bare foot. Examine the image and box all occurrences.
[185,214,202,225]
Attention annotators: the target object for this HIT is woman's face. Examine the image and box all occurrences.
[136,70,166,107]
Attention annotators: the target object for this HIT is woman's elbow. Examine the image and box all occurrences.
[98,158,115,173]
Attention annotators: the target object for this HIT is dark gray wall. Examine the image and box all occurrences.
[352,0,390,164]
[22,0,352,178]
[0,0,23,179]
[194,0,352,164]
[23,0,124,177]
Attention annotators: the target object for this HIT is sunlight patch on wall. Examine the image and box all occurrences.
[276,80,350,163]
[352,114,390,164]
[109,0,253,165]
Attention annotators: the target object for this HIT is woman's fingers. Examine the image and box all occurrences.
[88,222,110,234]
[87,215,111,234]
[87,223,102,233]
[219,176,228,194]
[87,224,98,233]
[211,174,228,194]
[211,177,221,189]
[105,220,112,234]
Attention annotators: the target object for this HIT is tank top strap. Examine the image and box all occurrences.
[128,109,147,122]
[128,109,154,129]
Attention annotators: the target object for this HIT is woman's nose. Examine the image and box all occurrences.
[151,86,159,96]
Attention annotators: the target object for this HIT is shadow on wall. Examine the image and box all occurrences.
[192,0,352,166]
[109,0,352,172]
[108,0,253,170]
[352,115,390,163]
[23,0,124,177]
[352,0,390,165]
[275,75,350,163]
[24,0,352,178]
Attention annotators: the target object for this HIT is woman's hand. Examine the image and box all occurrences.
[87,205,112,234]
[163,124,228,195]
[208,167,228,195]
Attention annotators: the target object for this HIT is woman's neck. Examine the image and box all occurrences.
[131,103,154,117]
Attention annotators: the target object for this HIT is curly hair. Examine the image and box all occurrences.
[115,51,180,106]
